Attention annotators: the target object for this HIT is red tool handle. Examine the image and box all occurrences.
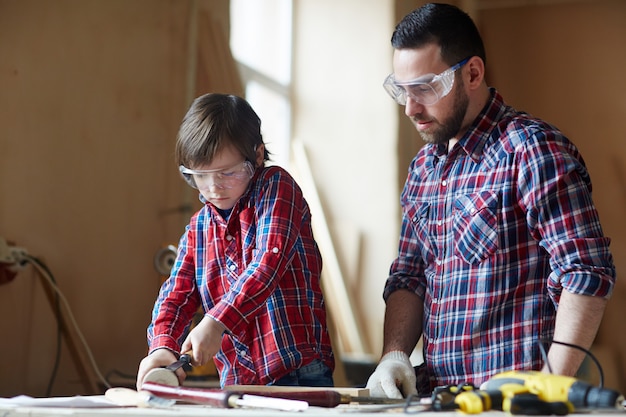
[141,382,235,408]
[141,382,343,408]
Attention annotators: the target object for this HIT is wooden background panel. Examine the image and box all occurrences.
[480,0,626,392]
[0,0,195,396]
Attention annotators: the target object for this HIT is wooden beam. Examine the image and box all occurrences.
[291,141,370,356]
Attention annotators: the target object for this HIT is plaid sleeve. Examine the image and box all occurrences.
[517,129,615,301]
[147,221,202,353]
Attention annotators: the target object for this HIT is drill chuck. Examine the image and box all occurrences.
[568,381,624,410]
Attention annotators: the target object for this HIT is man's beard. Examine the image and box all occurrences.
[416,78,469,145]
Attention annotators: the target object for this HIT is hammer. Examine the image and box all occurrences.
[142,351,192,387]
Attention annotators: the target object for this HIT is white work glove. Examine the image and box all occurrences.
[366,351,417,399]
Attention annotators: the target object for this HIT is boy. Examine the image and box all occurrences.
[137,93,335,388]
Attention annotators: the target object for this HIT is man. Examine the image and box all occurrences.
[366,3,615,398]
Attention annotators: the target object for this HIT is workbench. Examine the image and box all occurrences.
[0,399,416,417]
[1,399,625,417]
[1,405,626,417]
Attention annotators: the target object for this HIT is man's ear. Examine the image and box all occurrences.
[466,56,485,89]
[255,143,265,167]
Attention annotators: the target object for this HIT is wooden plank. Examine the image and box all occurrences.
[225,384,369,397]
[291,141,369,355]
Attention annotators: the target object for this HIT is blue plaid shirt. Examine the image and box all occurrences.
[384,89,615,388]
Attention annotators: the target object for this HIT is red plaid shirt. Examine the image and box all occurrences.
[385,89,615,388]
[148,166,334,386]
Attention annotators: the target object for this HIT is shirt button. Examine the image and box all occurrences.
[435,259,442,265]
[229,264,236,271]
[470,208,476,214]
[226,235,233,241]
[272,247,279,254]
[441,179,447,186]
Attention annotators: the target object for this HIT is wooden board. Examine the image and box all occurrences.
[224,384,369,397]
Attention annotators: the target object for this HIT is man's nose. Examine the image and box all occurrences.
[404,97,424,117]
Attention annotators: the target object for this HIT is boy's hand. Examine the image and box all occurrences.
[136,348,183,390]
[181,315,226,367]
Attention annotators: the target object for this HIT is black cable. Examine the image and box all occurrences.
[19,254,111,391]
[23,255,63,396]
[539,338,605,387]
[403,394,431,414]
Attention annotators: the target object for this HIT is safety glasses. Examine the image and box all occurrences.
[179,160,255,190]
[383,57,470,106]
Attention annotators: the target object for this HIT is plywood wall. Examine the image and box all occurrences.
[480,0,626,391]
[0,0,234,396]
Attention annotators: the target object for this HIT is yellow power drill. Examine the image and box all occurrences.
[477,370,625,414]
[443,384,566,415]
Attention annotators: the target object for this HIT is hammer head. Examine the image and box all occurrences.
[142,351,191,387]
[142,367,180,387]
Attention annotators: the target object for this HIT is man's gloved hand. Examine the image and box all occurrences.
[365,350,417,399]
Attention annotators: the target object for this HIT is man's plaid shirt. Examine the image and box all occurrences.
[384,89,615,388]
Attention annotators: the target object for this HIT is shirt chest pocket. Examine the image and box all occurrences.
[453,191,499,265]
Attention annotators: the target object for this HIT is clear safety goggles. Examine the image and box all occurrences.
[179,160,255,190]
[383,57,470,106]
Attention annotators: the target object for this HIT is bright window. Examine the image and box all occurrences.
[230,0,293,167]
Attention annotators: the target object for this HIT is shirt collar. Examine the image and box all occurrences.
[456,88,507,162]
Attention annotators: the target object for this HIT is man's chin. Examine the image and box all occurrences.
[418,131,445,145]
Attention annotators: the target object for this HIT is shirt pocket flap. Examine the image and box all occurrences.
[453,191,499,264]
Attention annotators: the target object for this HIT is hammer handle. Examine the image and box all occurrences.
[141,382,234,408]
[165,351,192,372]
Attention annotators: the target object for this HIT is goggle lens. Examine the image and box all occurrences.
[384,76,443,105]
[383,57,470,106]
[179,161,254,190]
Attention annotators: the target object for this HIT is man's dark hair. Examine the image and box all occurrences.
[391,3,487,66]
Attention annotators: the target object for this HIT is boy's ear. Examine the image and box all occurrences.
[255,143,265,167]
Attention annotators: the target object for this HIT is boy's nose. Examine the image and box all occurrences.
[207,181,226,192]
